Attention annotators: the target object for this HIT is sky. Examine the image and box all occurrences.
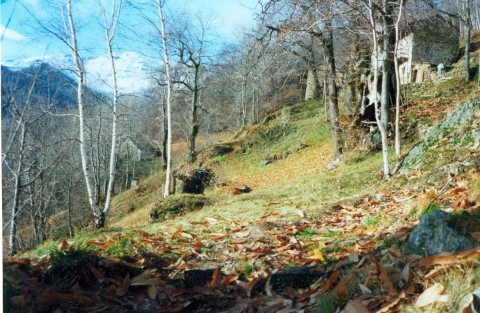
[0,0,258,94]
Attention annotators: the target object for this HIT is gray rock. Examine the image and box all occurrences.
[326,156,343,171]
[403,210,478,256]
[367,127,382,151]
[395,98,480,174]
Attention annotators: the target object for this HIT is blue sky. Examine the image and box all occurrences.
[0,0,258,93]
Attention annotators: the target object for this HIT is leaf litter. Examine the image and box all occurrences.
[4,170,480,312]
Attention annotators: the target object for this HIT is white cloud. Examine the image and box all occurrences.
[217,1,255,37]
[0,25,27,41]
[85,51,152,94]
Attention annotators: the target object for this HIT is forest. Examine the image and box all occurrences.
[2,0,480,312]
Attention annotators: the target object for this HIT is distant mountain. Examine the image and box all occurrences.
[1,61,108,116]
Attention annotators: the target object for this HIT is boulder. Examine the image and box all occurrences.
[403,210,478,256]
[395,98,480,174]
[367,127,382,151]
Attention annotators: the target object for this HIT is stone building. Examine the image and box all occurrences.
[397,17,459,84]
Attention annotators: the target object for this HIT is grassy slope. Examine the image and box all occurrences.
[25,54,480,312]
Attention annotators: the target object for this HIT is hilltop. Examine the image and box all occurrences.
[4,58,480,312]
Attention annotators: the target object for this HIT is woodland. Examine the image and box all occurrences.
[2,0,480,312]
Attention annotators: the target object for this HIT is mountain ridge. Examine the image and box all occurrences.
[1,61,109,115]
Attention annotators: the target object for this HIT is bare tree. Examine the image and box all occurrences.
[62,0,102,226]
[171,14,213,163]
[157,0,174,197]
[259,0,343,158]
[367,0,391,180]
[97,0,123,227]
[2,66,63,254]
[394,0,405,160]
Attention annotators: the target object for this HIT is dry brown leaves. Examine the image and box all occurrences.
[5,169,480,312]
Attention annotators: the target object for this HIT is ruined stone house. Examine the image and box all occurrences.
[397,17,459,84]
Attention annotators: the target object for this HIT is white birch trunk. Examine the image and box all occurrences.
[369,0,390,181]
[101,0,122,226]
[8,124,26,256]
[394,0,404,160]
[158,0,174,197]
[66,0,100,219]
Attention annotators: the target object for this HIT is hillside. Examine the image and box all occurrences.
[4,62,480,312]
[1,62,108,115]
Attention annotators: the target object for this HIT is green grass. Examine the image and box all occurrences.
[421,202,439,216]
[311,294,337,313]
[322,231,339,238]
[297,228,316,237]
[241,262,254,276]
[361,217,380,228]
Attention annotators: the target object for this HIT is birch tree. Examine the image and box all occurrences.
[62,0,101,226]
[97,0,123,227]
[367,0,391,180]
[393,0,405,160]
[157,0,174,197]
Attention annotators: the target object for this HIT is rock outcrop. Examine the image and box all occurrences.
[403,210,478,256]
[395,97,480,174]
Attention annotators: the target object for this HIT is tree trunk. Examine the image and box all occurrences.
[67,178,74,238]
[8,124,27,256]
[369,0,390,181]
[241,78,247,127]
[318,24,342,158]
[252,84,259,124]
[158,0,173,198]
[394,0,404,160]
[161,95,168,171]
[66,0,100,224]
[102,0,122,224]
[465,0,471,82]
[187,66,200,163]
[380,0,393,130]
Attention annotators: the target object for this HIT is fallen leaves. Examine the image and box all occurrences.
[370,256,398,296]
[306,249,325,262]
[461,287,480,313]
[131,270,166,286]
[415,283,449,307]
[418,248,480,268]
[5,167,480,313]
[341,300,370,313]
